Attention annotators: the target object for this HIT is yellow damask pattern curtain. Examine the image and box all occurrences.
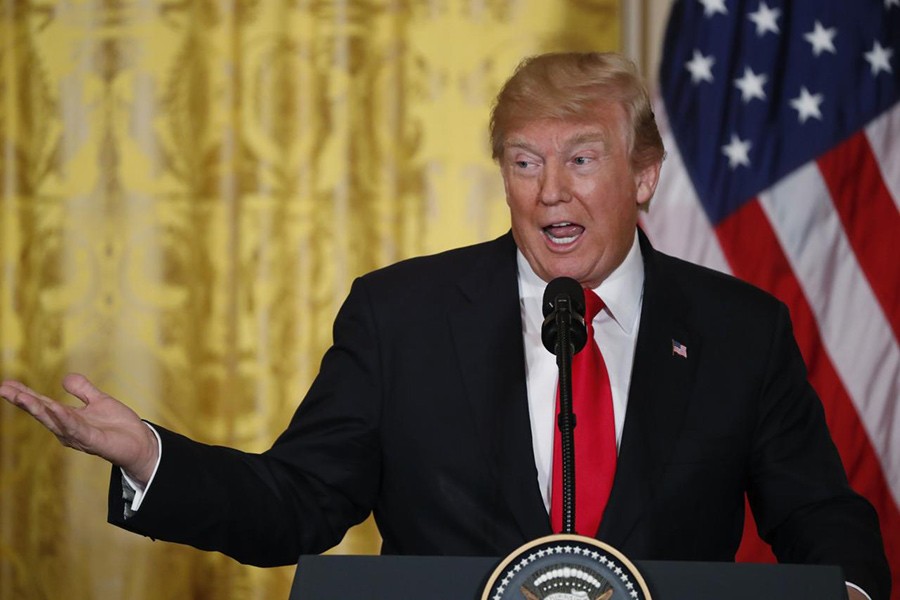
[0,1,619,598]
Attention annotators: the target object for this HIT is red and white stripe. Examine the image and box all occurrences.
[642,97,900,590]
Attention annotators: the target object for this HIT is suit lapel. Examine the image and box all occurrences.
[599,231,699,547]
[445,230,698,547]
[448,233,551,543]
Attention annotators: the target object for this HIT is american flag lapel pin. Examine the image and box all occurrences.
[672,339,688,358]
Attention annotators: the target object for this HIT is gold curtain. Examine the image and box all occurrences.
[0,1,619,598]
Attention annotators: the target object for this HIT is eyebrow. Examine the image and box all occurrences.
[568,132,608,146]
[503,138,539,153]
[503,131,609,154]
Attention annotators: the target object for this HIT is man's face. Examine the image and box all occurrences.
[500,103,660,288]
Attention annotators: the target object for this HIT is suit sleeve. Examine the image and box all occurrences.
[108,277,384,566]
[747,303,890,599]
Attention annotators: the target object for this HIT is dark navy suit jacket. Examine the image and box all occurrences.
[108,230,890,599]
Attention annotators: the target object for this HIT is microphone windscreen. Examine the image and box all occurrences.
[541,277,588,356]
[542,277,586,319]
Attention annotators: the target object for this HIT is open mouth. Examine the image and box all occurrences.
[543,222,585,245]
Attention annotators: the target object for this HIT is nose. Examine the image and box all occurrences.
[539,162,571,205]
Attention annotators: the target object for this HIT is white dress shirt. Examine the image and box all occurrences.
[517,232,645,512]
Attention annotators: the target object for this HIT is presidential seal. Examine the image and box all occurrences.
[481,535,651,600]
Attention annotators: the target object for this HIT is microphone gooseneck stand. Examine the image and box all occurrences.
[542,276,587,535]
[553,295,578,535]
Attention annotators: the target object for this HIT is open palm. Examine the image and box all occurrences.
[0,373,158,484]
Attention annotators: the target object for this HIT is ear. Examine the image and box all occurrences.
[634,160,662,208]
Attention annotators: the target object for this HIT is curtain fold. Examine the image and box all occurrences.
[0,1,619,598]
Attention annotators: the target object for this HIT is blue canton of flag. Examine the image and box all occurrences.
[659,0,900,224]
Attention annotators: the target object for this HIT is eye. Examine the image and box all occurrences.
[515,160,530,168]
[573,156,591,166]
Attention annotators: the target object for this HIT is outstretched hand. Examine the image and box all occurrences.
[0,374,159,486]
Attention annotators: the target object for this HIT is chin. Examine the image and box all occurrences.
[541,269,585,286]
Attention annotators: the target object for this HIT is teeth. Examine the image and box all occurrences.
[543,222,582,245]
[546,233,579,244]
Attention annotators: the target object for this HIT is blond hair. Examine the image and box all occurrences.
[490,52,664,171]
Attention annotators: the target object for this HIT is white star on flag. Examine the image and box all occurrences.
[698,0,728,17]
[804,21,838,56]
[748,2,781,36]
[734,66,768,103]
[864,40,894,75]
[686,49,715,83]
[790,87,825,123]
[721,133,752,168]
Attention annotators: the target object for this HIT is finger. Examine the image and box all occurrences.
[42,400,93,452]
[2,385,68,437]
[1,380,55,405]
[1,380,99,453]
[1,382,44,413]
[39,401,74,440]
[0,380,69,408]
[62,373,106,406]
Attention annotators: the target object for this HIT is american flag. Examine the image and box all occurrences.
[642,0,900,594]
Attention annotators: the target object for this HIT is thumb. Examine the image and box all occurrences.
[62,373,106,406]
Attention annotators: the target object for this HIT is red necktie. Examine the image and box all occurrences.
[550,288,616,535]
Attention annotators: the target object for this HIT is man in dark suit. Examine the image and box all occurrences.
[1,52,890,599]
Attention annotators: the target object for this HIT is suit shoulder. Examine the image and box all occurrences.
[651,248,785,316]
[355,233,515,292]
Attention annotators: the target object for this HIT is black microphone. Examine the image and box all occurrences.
[540,276,588,534]
[541,277,588,356]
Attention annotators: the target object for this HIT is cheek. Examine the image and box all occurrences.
[507,203,535,231]
[585,177,636,213]
[572,168,614,194]
[504,180,535,212]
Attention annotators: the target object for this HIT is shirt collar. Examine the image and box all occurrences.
[516,230,644,335]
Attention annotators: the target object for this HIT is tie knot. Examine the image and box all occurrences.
[583,288,604,322]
